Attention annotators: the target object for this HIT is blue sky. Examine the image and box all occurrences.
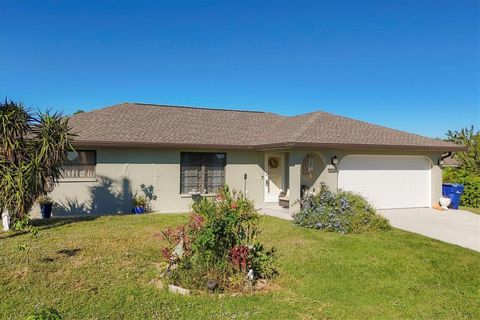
[1,0,478,138]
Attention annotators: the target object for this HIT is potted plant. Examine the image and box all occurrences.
[132,194,147,214]
[38,195,54,219]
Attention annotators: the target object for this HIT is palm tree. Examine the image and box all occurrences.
[0,100,74,224]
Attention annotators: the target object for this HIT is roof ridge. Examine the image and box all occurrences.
[69,102,132,117]
[131,102,281,115]
[71,102,286,117]
[289,111,323,142]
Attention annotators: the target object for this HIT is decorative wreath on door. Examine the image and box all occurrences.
[268,157,280,169]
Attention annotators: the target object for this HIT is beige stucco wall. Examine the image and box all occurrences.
[431,164,443,206]
[286,149,444,213]
[46,148,265,216]
[37,146,444,217]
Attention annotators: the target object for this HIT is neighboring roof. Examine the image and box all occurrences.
[443,154,461,167]
[70,102,464,152]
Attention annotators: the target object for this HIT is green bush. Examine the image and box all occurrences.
[160,186,277,292]
[293,183,391,234]
[26,307,61,320]
[249,243,277,279]
[442,167,462,183]
[442,126,480,208]
[458,175,480,208]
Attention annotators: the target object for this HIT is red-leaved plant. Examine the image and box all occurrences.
[229,245,250,272]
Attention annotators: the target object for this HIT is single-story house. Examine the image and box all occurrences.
[47,102,463,216]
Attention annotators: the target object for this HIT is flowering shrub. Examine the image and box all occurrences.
[293,183,391,234]
[160,186,277,292]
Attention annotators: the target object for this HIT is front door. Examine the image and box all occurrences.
[264,154,284,202]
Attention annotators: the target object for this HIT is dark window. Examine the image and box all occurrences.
[180,152,226,194]
[62,150,96,179]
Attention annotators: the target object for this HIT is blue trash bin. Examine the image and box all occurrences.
[442,183,465,209]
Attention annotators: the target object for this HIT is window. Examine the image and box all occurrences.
[62,150,96,179]
[180,152,226,194]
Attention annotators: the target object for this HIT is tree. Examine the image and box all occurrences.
[445,126,480,175]
[0,100,74,222]
[73,109,85,115]
[444,126,480,208]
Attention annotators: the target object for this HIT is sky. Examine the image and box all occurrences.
[1,0,478,138]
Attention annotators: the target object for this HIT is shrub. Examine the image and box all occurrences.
[160,186,277,292]
[132,184,157,211]
[132,194,148,207]
[443,167,462,183]
[459,175,480,208]
[293,183,390,234]
[26,307,61,320]
[37,195,53,205]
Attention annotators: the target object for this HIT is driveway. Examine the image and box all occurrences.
[379,208,480,252]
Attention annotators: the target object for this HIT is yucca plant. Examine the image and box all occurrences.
[0,100,74,225]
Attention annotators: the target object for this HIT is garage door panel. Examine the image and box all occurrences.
[338,155,431,209]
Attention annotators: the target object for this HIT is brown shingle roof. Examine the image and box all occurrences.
[70,102,464,151]
[443,154,461,167]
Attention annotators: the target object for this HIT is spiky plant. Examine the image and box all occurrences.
[0,100,74,222]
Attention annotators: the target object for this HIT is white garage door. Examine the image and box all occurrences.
[338,155,431,209]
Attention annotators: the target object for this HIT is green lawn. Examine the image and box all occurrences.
[1,214,479,319]
[461,206,480,215]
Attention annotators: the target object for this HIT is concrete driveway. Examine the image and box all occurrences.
[379,208,480,252]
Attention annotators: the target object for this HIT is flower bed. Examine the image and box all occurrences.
[160,186,277,293]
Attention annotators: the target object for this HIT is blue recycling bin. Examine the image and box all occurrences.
[442,183,465,209]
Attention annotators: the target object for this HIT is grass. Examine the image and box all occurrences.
[461,206,480,215]
[1,214,479,319]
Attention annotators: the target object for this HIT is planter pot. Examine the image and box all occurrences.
[40,203,53,219]
[2,212,10,231]
[134,206,145,214]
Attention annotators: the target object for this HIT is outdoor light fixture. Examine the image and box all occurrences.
[331,155,339,166]
[438,159,444,167]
